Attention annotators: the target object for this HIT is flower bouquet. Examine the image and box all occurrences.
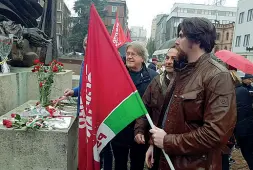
[32,59,64,107]
[0,35,13,73]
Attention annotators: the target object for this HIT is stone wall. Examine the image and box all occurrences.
[0,67,72,116]
[0,101,78,170]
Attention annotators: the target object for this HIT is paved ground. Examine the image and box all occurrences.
[231,149,249,170]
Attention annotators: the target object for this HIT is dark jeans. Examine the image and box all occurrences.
[111,141,147,170]
[222,154,230,170]
[236,136,253,170]
[100,143,113,170]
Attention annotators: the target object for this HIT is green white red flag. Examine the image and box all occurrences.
[78,4,148,170]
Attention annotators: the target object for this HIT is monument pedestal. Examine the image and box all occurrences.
[0,101,78,170]
[0,67,73,116]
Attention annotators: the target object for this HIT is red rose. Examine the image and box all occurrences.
[3,119,7,125]
[57,62,63,66]
[3,119,12,128]
[35,65,41,71]
[32,69,36,72]
[34,59,40,65]
[52,65,58,72]
[11,113,16,118]
[39,82,43,88]
[46,106,55,117]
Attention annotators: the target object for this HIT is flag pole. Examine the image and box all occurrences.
[145,114,175,170]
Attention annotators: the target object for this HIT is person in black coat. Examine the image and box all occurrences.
[148,58,158,71]
[230,71,253,170]
[111,41,158,170]
[242,74,253,91]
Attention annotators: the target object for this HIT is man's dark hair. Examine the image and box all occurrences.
[181,17,216,53]
[177,23,182,37]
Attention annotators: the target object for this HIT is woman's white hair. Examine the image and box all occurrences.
[126,41,149,62]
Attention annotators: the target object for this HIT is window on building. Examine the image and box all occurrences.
[216,33,220,40]
[218,11,226,16]
[226,32,229,40]
[204,10,209,15]
[226,12,233,17]
[197,9,202,14]
[57,1,62,10]
[57,12,62,23]
[247,9,253,22]
[239,12,244,24]
[111,19,116,25]
[235,36,241,47]
[224,46,227,50]
[244,34,250,47]
[211,10,216,15]
[187,9,195,14]
[56,24,62,34]
[112,6,117,13]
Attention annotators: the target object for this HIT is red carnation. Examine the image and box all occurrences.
[39,82,43,88]
[32,69,36,72]
[35,65,41,71]
[33,59,40,65]
[3,119,12,128]
[11,113,16,118]
[46,106,55,117]
[52,65,58,72]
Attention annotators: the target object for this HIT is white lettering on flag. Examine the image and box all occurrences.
[79,64,93,143]
[93,122,115,161]
[112,23,121,47]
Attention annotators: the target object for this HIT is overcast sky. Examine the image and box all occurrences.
[64,0,238,37]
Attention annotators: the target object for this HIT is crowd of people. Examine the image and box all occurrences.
[64,17,253,170]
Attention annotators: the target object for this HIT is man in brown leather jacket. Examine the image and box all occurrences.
[134,47,178,170]
[143,17,237,170]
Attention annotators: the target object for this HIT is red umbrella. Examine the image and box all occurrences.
[215,50,253,74]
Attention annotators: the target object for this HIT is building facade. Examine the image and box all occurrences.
[150,14,164,41]
[130,26,147,45]
[151,18,157,40]
[214,23,235,52]
[166,3,237,41]
[104,0,128,33]
[232,0,253,61]
[155,14,168,49]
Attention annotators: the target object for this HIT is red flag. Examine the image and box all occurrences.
[126,28,132,42]
[111,12,127,48]
[78,4,148,170]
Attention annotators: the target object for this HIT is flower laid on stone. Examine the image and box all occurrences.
[32,59,64,107]
[2,113,48,130]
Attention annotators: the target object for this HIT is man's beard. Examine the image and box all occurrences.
[174,46,188,71]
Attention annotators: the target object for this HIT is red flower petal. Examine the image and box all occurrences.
[39,82,43,88]
[3,119,12,128]
[33,59,40,65]
[11,114,16,118]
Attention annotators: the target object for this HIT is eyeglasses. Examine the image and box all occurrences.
[126,52,138,57]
